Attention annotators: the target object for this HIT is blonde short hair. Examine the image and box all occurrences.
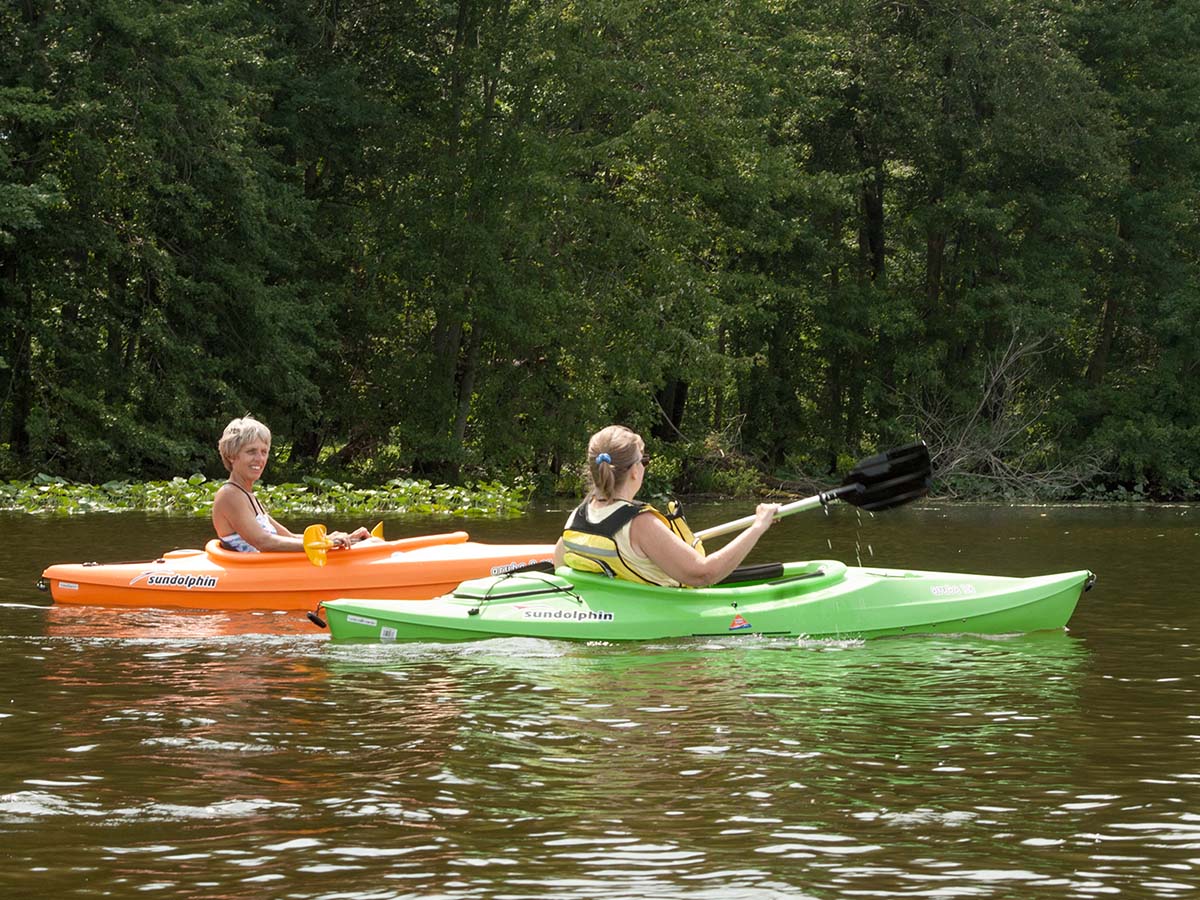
[218,416,272,472]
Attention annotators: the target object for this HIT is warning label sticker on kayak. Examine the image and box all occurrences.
[729,614,751,631]
[347,614,378,626]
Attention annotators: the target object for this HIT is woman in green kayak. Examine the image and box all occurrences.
[212,415,370,553]
[553,425,780,586]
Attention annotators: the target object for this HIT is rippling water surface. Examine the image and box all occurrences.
[1,504,1197,898]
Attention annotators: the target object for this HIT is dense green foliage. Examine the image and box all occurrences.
[0,472,532,517]
[3,0,1199,500]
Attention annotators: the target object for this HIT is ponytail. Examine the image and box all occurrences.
[585,425,642,500]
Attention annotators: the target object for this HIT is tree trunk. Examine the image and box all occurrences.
[712,323,725,430]
[1085,293,1119,387]
[452,322,482,448]
[857,147,886,284]
[290,428,323,465]
[652,378,688,442]
[822,355,844,474]
[926,231,945,312]
[431,313,464,408]
[8,284,34,458]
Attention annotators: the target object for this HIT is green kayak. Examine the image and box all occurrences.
[313,560,1095,643]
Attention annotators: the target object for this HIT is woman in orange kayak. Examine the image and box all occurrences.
[212,415,369,553]
[553,425,780,586]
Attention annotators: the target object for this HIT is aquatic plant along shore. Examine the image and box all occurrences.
[0,474,533,518]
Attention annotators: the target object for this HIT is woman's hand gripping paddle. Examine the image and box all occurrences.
[303,521,385,566]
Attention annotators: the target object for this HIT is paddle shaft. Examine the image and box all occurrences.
[694,484,860,543]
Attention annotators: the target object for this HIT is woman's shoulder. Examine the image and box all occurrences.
[213,481,254,508]
[585,498,648,516]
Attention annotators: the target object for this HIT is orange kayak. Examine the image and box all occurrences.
[39,531,555,611]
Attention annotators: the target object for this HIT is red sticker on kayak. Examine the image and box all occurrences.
[729,614,751,631]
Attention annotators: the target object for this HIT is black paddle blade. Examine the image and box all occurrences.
[840,441,932,511]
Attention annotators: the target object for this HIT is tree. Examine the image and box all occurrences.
[1067,0,1200,495]
[2,0,330,478]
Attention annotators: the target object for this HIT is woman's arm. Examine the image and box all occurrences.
[212,489,306,552]
[630,503,779,587]
[268,515,298,539]
[280,519,364,550]
[272,517,363,550]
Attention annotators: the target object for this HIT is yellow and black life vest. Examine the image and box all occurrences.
[561,498,705,585]
[662,498,704,553]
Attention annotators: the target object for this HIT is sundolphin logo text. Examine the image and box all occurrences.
[521,609,614,622]
[128,570,219,590]
[490,558,551,576]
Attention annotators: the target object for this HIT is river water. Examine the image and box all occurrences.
[0,502,1197,899]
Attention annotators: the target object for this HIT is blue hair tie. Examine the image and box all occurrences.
[595,452,612,465]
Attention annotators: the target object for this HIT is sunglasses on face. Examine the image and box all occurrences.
[614,454,650,469]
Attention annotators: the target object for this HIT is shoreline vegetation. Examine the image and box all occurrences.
[0,474,535,518]
[0,464,1184,518]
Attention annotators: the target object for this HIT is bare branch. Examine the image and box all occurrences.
[900,328,1101,499]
